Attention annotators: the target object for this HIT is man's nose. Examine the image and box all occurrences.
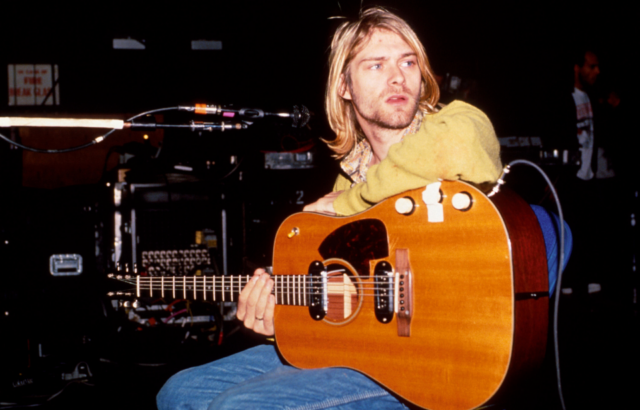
[388,64,406,85]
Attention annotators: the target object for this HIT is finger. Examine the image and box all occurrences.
[253,276,274,323]
[237,270,264,320]
[303,202,316,212]
[261,294,276,336]
[243,273,269,328]
[237,275,258,320]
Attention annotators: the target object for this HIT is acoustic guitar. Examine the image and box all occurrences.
[111,180,549,410]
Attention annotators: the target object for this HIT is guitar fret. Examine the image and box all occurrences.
[213,276,216,301]
[294,275,298,305]
[303,275,306,306]
[172,276,176,299]
[193,276,197,300]
[222,276,225,302]
[287,275,290,305]
[231,276,234,302]
[161,276,165,298]
[183,276,186,299]
[203,276,206,301]
[136,275,140,297]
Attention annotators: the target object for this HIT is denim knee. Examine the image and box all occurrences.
[156,367,200,410]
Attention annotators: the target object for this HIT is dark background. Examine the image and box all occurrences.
[0,1,637,409]
[2,0,636,135]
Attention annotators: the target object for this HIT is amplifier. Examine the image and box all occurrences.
[108,180,242,278]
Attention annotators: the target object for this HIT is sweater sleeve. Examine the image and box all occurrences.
[332,101,502,216]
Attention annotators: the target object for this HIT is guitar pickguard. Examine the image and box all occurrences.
[317,219,389,278]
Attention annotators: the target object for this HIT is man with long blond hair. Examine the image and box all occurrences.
[158,7,504,410]
[303,7,501,218]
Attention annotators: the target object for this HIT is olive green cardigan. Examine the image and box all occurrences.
[332,100,502,216]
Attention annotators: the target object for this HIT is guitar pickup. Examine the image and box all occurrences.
[307,261,327,321]
[374,261,394,324]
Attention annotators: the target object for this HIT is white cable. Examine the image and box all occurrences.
[506,159,567,410]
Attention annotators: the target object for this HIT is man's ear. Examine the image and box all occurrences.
[573,64,581,76]
[339,74,352,100]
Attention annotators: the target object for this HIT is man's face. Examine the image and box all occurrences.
[578,51,600,87]
[341,29,422,131]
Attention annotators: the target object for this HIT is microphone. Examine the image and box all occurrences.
[178,104,311,128]
[124,120,248,132]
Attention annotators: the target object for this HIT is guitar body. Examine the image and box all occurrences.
[272,180,548,410]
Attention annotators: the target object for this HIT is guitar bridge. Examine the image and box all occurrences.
[395,249,413,337]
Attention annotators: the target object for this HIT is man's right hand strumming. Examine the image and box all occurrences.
[237,269,276,336]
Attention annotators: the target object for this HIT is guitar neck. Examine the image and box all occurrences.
[130,275,312,306]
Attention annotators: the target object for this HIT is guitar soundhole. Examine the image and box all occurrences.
[322,259,363,325]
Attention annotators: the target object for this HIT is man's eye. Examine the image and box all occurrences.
[402,60,416,67]
[370,64,381,70]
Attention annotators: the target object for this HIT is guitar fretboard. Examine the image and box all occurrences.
[122,275,317,306]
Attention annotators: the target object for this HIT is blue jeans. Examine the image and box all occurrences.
[530,205,573,296]
[156,344,407,410]
[157,207,571,410]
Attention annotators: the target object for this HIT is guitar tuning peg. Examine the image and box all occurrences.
[395,197,415,215]
[452,192,473,211]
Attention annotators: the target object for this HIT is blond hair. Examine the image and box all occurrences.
[325,7,440,158]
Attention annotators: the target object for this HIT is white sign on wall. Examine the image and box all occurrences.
[7,64,60,106]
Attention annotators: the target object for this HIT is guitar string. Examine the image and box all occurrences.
[116,273,401,301]
[117,281,397,298]
[120,275,394,289]
[119,277,398,289]
[117,274,393,283]
[122,286,395,295]
[121,278,397,290]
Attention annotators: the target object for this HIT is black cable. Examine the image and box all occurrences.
[219,156,244,181]
[504,159,567,410]
[0,106,179,154]
[0,403,42,409]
